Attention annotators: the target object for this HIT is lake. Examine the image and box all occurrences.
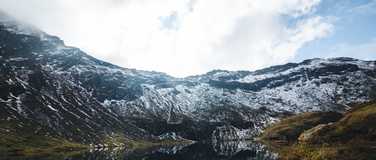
[1,141,278,160]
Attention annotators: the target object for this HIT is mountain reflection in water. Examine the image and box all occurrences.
[1,141,278,160]
[73,141,278,160]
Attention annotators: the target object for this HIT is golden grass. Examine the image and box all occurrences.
[260,102,376,160]
[260,112,342,142]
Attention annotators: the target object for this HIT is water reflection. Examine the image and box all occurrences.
[212,140,277,158]
[1,141,278,160]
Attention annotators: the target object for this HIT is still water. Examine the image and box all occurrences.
[2,141,278,160]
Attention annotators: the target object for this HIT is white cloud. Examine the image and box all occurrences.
[0,0,332,77]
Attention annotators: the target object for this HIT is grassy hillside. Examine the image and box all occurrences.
[260,112,343,143]
[260,102,376,160]
[0,131,88,159]
[0,121,193,159]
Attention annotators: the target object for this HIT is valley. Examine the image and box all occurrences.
[0,11,376,160]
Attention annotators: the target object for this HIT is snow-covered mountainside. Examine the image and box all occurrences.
[0,12,149,144]
[1,12,376,142]
[107,57,376,140]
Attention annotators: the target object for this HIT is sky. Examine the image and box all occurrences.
[0,0,375,77]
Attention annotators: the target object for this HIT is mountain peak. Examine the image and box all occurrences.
[1,12,376,146]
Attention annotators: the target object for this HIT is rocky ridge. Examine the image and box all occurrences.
[1,11,376,143]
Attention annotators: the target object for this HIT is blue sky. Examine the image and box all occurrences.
[295,0,376,61]
[0,0,375,77]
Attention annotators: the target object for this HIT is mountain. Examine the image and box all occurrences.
[0,12,150,146]
[1,11,376,147]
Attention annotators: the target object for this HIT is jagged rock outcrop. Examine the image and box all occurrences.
[298,123,334,143]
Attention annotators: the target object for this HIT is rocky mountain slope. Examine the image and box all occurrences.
[0,12,149,145]
[1,11,376,144]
